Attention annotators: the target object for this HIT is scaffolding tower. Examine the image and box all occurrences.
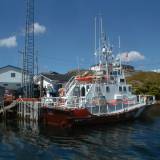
[22,0,35,98]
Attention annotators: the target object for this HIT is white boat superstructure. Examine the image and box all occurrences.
[41,17,155,127]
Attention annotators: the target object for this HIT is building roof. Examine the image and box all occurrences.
[40,72,73,83]
[0,65,22,72]
[38,69,87,84]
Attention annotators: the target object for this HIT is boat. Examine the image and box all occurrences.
[40,17,155,128]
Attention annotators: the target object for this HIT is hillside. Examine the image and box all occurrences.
[127,71,160,100]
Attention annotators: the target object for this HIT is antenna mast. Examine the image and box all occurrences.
[118,36,122,74]
[22,0,35,98]
[118,36,121,51]
[35,50,39,75]
[94,16,97,65]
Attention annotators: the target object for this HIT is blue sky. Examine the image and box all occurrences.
[0,0,160,73]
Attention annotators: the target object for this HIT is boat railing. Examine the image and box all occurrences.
[85,98,137,115]
[85,95,155,115]
[41,96,82,109]
[41,96,66,108]
[137,95,155,105]
[41,96,92,109]
[40,94,155,113]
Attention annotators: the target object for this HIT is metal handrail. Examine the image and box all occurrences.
[65,76,75,93]
[40,95,155,114]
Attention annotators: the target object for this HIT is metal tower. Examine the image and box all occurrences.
[22,0,35,98]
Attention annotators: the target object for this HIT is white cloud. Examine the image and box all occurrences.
[21,22,46,35]
[0,36,17,48]
[119,51,145,62]
[34,22,46,34]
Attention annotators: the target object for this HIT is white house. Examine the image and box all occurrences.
[34,72,65,89]
[0,65,22,90]
[34,71,75,96]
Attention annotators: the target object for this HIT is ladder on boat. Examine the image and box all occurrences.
[65,76,76,95]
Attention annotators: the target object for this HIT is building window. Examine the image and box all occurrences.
[106,86,110,92]
[11,73,16,78]
[3,84,8,86]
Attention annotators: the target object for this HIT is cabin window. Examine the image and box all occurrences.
[86,85,90,92]
[11,73,16,78]
[123,86,127,92]
[81,87,85,97]
[73,87,80,97]
[103,71,106,74]
[106,86,110,92]
[110,76,114,81]
[16,84,21,87]
[96,86,101,93]
[119,86,122,92]
[113,71,117,75]
[74,87,79,92]
[120,79,125,83]
[3,84,8,86]
[128,86,132,92]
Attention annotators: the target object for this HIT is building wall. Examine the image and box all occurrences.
[0,82,21,90]
[0,68,22,90]
[0,69,22,83]
[36,79,52,88]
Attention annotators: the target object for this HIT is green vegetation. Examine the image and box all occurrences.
[127,72,160,100]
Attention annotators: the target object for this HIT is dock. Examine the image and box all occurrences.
[0,101,17,114]
[0,99,40,122]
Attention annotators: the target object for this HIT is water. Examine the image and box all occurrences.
[0,105,160,160]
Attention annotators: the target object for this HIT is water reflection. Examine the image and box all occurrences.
[0,104,159,160]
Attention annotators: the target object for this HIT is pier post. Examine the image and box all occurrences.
[16,99,40,122]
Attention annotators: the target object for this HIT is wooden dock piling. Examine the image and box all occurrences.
[17,98,40,121]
